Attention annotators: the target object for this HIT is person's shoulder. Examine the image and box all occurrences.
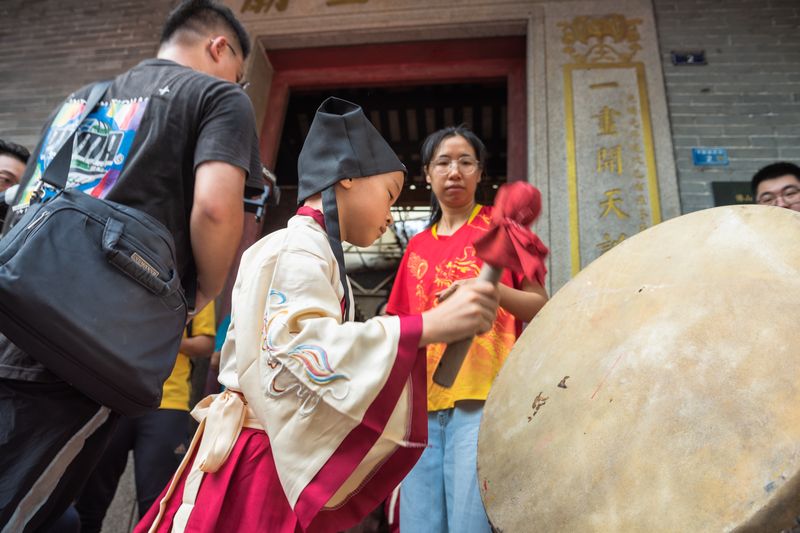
[195,300,215,321]
[191,302,216,333]
[406,227,434,248]
[178,68,250,106]
[190,75,255,125]
[285,216,334,259]
[245,217,332,265]
[470,204,493,230]
[63,82,97,102]
[139,59,252,108]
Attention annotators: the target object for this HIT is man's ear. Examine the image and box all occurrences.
[208,36,225,63]
[337,178,354,191]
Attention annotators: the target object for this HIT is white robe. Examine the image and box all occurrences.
[217,213,427,529]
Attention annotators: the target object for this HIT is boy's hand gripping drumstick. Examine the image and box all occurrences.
[432,182,549,388]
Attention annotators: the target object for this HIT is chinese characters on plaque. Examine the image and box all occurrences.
[560,14,661,271]
[580,72,655,263]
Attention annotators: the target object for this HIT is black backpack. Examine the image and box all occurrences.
[0,82,187,416]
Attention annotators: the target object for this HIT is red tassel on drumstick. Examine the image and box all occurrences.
[432,181,549,387]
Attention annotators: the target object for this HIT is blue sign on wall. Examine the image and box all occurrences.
[671,50,707,66]
[692,148,729,166]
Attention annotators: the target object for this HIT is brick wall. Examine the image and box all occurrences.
[654,0,800,212]
[0,0,172,150]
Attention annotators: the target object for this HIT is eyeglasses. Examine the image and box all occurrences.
[223,43,251,90]
[429,157,481,177]
[756,186,800,206]
[211,39,250,90]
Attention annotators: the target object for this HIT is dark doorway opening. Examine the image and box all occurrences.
[274,82,509,207]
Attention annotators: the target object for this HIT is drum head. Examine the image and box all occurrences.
[478,206,800,532]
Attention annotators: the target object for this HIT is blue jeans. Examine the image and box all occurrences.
[400,400,491,533]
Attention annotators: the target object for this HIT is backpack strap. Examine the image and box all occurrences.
[41,81,111,190]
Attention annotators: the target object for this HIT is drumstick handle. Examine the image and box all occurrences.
[432,265,502,388]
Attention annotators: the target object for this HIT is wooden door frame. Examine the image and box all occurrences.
[258,37,528,181]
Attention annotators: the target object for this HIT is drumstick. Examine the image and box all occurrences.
[432,265,502,387]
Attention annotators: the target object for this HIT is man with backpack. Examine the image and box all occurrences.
[0,2,261,531]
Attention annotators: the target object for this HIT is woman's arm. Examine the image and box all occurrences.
[438,277,548,324]
[497,279,548,323]
[179,334,215,359]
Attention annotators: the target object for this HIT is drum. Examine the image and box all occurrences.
[478,206,800,532]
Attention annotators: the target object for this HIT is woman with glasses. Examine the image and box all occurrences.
[386,125,549,532]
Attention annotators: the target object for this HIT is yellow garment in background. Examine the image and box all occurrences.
[159,303,216,411]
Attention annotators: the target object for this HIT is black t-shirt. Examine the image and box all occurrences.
[0,58,262,381]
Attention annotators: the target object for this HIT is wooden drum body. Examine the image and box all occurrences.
[478,206,800,532]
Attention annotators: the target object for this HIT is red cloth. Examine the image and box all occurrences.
[473,182,549,286]
[297,205,325,229]
[134,428,301,533]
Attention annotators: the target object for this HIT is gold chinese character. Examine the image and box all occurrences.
[636,195,647,206]
[597,145,623,175]
[597,232,627,253]
[639,223,648,232]
[241,0,288,13]
[599,188,629,219]
[592,106,621,135]
[633,182,645,192]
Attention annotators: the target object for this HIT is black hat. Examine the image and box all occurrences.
[297,97,406,202]
[297,97,406,319]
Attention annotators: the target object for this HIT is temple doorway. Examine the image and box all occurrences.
[259,37,526,317]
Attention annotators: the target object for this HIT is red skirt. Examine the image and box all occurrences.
[134,428,301,533]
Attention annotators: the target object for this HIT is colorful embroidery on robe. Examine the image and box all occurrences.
[288,344,348,385]
[260,290,350,411]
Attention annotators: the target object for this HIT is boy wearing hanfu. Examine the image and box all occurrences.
[135,97,499,533]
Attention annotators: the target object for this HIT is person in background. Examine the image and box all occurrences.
[0,139,28,194]
[0,139,30,227]
[387,125,548,533]
[752,161,800,212]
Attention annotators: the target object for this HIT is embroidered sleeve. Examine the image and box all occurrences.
[258,249,416,417]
